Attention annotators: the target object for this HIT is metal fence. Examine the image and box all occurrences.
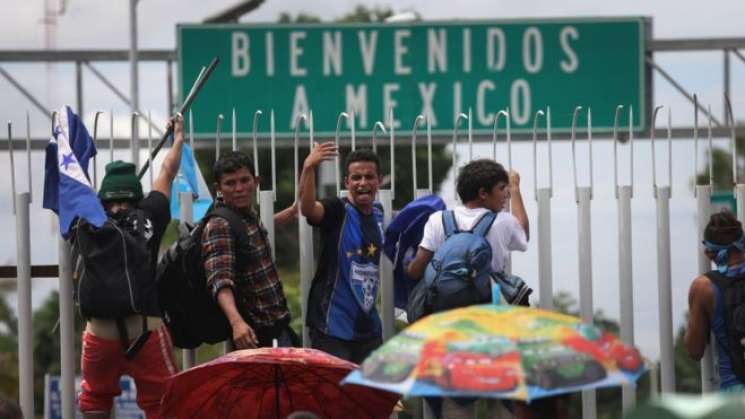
[6,96,741,418]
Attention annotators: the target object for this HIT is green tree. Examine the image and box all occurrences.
[674,320,702,394]
[277,12,321,24]
[336,5,395,23]
[31,291,85,414]
[0,294,19,401]
[694,135,745,191]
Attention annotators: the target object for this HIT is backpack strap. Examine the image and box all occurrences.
[209,206,252,267]
[471,211,497,237]
[441,210,459,238]
[707,269,729,289]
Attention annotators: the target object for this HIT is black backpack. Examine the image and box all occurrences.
[707,270,745,382]
[157,206,250,349]
[71,210,155,359]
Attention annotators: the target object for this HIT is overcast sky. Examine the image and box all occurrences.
[1,0,744,362]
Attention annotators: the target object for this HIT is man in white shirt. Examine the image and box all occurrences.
[406,159,529,419]
[407,159,529,280]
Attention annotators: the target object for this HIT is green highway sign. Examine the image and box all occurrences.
[177,17,648,138]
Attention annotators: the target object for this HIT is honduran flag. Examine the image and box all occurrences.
[43,105,106,238]
[170,142,213,222]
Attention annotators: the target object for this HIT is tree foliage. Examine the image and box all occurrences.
[694,136,745,191]
[0,294,18,401]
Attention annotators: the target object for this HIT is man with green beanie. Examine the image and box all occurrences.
[75,116,184,419]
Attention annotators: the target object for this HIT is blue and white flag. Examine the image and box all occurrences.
[43,105,106,238]
[170,142,213,222]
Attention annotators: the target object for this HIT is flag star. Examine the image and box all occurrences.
[346,251,353,259]
[356,249,363,256]
[60,153,75,170]
[367,243,377,257]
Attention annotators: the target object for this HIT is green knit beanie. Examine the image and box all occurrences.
[98,160,143,202]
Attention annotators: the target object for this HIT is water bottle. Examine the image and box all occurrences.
[491,279,501,305]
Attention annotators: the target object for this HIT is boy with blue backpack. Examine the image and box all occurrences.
[407,159,530,309]
[406,159,530,419]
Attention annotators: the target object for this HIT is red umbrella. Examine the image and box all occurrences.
[161,347,399,419]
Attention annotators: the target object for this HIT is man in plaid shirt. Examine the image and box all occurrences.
[202,151,299,349]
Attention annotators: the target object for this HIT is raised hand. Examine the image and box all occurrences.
[304,141,338,170]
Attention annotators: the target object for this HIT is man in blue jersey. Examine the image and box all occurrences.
[686,209,745,391]
[299,142,384,363]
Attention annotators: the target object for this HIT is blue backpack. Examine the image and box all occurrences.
[407,210,496,322]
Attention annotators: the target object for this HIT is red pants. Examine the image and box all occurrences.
[79,324,178,418]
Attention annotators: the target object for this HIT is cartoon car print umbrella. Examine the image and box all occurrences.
[161,347,399,418]
[343,304,646,402]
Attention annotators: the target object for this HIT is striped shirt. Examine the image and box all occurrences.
[202,206,290,328]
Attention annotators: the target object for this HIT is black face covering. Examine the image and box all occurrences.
[108,206,141,236]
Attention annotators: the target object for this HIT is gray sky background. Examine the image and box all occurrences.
[1,0,745,361]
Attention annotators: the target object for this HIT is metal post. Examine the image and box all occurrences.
[252,110,262,201]
[54,107,76,417]
[255,111,277,260]
[92,111,103,189]
[147,111,153,189]
[334,112,350,198]
[411,115,427,198]
[651,106,675,392]
[16,192,33,419]
[109,109,114,163]
[725,97,745,222]
[614,104,636,411]
[451,112,468,201]
[536,189,552,309]
[577,188,596,419]
[350,110,356,151]
[75,61,83,117]
[378,110,397,340]
[467,107,473,160]
[232,108,237,152]
[259,191,276,259]
[8,121,17,214]
[379,189,394,340]
[371,122,386,153]
[724,50,730,122]
[129,0,140,167]
[697,185,718,392]
[695,97,718,392]
[571,106,596,419]
[271,110,276,201]
[294,113,312,346]
[391,107,397,198]
[618,186,635,409]
[179,191,196,368]
[58,236,75,419]
[130,112,138,166]
[215,114,224,161]
[166,60,174,115]
[532,109,553,309]
[656,185,674,392]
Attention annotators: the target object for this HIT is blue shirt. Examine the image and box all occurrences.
[307,198,384,340]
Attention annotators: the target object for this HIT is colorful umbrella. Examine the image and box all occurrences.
[161,347,399,419]
[343,304,646,402]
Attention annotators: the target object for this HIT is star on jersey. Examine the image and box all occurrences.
[347,244,379,259]
[367,243,377,257]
